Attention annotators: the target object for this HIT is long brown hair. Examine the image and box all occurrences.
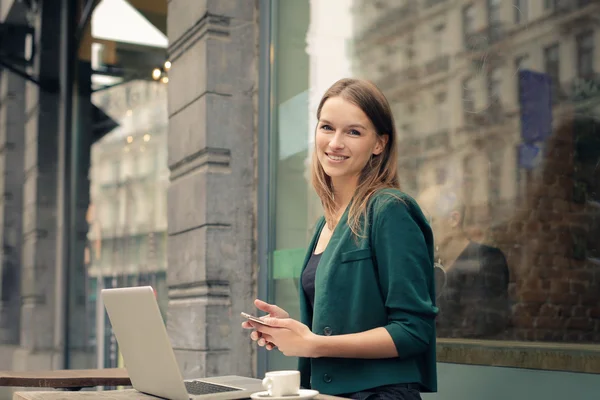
[311,78,400,237]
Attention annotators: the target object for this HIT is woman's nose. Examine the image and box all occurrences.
[329,131,345,149]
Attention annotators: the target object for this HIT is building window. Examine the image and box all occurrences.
[436,91,447,104]
[515,54,529,71]
[576,31,594,78]
[544,43,561,102]
[462,77,475,113]
[487,0,501,25]
[462,4,475,45]
[488,148,503,217]
[544,44,560,81]
[514,0,528,23]
[405,46,415,65]
[436,91,447,127]
[462,155,475,225]
[488,67,502,102]
[433,24,445,57]
[515,54,529,100]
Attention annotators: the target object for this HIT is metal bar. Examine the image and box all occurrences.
[75,0,98,47]
[257,0,273,378]
[57,0,78,370]
[0,58,42,87]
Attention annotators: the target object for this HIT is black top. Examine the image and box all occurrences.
[301,252,322,310]
[436,241,510,338]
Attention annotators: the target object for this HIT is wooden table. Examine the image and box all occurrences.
[13,389,346,399]
[0,369,131,390]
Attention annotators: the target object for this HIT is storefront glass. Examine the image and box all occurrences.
[85,79,169,369]
[69,0,170,370]
[267,0,600,374]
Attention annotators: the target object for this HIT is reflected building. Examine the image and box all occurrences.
[86,80,169,367]
[352,0,600,342]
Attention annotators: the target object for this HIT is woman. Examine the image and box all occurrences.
[243,78,438,399]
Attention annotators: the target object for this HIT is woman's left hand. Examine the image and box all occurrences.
[250,317,319,358]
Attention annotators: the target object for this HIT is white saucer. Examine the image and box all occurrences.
[250,389,320,399]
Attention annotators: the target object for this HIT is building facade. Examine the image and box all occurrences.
[0,1,600,399]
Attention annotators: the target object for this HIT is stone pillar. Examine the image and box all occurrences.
[0,38,26,346]
[166,0,258,378]
[18,1,62,367]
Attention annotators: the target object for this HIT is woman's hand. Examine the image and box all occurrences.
[242,299,289,350]
[251,317,319,358]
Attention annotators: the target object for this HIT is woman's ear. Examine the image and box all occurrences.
[373,134,389,156]
[449,210,462,229]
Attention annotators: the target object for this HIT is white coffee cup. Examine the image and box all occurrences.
[261,370,300,397]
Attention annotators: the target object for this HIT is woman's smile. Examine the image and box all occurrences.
[325,152,350,163]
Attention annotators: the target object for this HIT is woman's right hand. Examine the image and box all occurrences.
[242,299,289,350]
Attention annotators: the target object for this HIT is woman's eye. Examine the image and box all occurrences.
[349,129,361,136]
[321,125,333,131]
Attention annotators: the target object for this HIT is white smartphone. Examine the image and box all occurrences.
[241,312,274,326]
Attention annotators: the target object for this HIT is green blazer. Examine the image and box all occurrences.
[297,189,438,396]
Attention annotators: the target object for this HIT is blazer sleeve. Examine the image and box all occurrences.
[372,197,438,359]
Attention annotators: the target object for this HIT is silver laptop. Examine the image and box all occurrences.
[102,286,264,400]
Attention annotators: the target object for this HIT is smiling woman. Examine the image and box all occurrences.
[245,78,438,400]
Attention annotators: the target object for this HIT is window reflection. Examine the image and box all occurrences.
[351,0,600,344]
[270,1,600,375]
[86,80,168,367]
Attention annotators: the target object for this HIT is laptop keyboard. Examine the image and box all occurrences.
[185,380,242,395]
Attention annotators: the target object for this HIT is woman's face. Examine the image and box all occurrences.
[316,96,386,182]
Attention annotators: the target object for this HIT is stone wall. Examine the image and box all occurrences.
[165,0,259,378]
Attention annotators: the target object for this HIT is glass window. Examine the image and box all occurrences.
[462,77,476,113]
[544,44,560,80]
[544,43,561,102]
[488,67,502,103]
[514,0,528,23]
[268,0,600,375]
[432,24,445,58]
[577,31,595,78]
[487,0,501,25]
[86,80,169,369]
[463,4,476,43]
[78,2,170,369]
[435,91,448,127]
[515,54,529,100]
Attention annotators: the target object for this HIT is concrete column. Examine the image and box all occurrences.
[166,0,258,378]
[18,1,62,367]
[0,42,25,346]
